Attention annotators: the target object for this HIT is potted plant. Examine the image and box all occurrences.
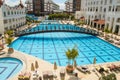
[5,34,14,55]
[65,46,78,73]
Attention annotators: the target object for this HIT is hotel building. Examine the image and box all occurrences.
[33,0,44,16]
[65,0,73,13]
[44,0,59,14]
[31,0,59,16]
[75,0,120,35]
[0,0,26,34]
[65,0,81,13]
[25,0,33,14]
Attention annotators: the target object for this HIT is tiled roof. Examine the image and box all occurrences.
[97,20,105,25]
[92,19,105,25]
[80,17,85,20]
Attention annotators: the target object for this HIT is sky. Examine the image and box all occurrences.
[5,0,66,10]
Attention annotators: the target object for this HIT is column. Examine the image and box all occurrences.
[118,26,120,36]
[92,22,94,28]
[100,25,102,30]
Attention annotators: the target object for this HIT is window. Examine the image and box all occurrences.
[96,7,98,12]
[90,8,92,11]
[116,6,120,12]
[4,20,7,24]
[112,6,114,11]
[109,6,112,11]
[9,19,11,23]
[14,11,16,14]
[101,0,103,4]
[105,0,107,5]
[110,0,112,4]
[100,7,102,12]
[104,8,106,12]
[117,18,120,23]
[99,15,101,19]
[4,12,6,17]
[11,11,13,15]
[8,11,10,15]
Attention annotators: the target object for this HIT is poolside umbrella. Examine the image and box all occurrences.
[31,63,35,71]
[73,60,77,68]
[54,62,57,70]
[93,57,96,64]
[54,62,57,77]
[35,61,39,69]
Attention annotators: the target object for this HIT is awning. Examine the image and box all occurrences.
[97,20,105,25]
[92,19,99,23]
[92,19,105,25]
[80,17,85,20]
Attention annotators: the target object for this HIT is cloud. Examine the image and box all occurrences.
[5,0,26,6]
[4,0,65,10]
[58,3,65,10]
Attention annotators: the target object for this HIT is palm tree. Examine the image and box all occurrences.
[66,46,79,66]
[5,37,13,46]
[66,49,72,65]
[71,47,79,65]
[65,46,78,73]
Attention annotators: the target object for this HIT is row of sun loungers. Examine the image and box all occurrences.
[77,66,91,74]
[76,64,120,76]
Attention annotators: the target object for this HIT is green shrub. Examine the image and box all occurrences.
[99,73,117,80]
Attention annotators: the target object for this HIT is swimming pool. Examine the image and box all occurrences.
[10,31,120,66]
[41,20,60,24]
[0,57,23,80]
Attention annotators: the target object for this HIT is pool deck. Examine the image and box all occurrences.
[0,46,119,80]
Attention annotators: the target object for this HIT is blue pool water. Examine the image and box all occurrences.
[11,31,120,66]
[0,57,22,80]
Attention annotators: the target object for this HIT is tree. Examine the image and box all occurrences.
[5,37,13,46]
[66,49,72,65]
[71,47,79,65]
[65,46,79,66]
[65,46,78,73]
[79,20,85,26]
[5,30,14,37]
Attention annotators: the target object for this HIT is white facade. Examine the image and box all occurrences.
[0,1,26,34]
[25,0,33,12]
[44,0,59,12]
[76,0,120,35]
[65,0,73,12]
